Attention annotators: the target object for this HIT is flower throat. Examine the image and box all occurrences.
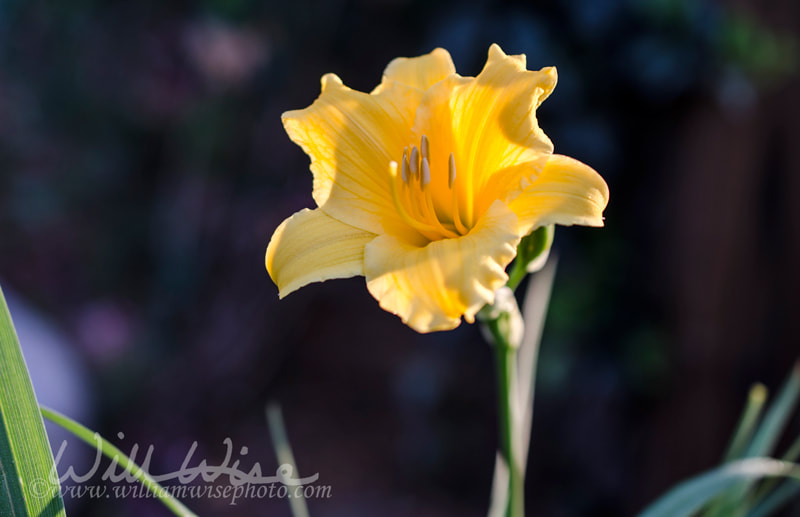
[389,134,473,242]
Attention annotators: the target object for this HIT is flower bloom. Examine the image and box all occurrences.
[266,45,609,333]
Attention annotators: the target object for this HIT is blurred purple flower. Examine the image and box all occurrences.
[182,19,269,89]
[75,300,134,364]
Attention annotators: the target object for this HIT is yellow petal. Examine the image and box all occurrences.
[370,79,423,128]
[364,201,520,333]
[266,208,377,298]
[372,48,456,93]
[412,44,557,226]
[509,154,609,235]
[281,74,419,241]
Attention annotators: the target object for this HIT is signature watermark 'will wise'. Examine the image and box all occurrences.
[31,434,331,505]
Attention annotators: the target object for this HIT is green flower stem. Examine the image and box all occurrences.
[485,230,555,517]
[40,406,197,517]
[506,259,528,293]
[486,316,524,517]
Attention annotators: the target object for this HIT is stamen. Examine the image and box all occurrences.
[401,148,409,184]
[421,193,458,238]
[448,152,456,188]
[416,185,459,239]
[417,156,459,238]
[409,147,419,179]
[421,157,431,188]
[448,153,469,235]
[388,161,440,240]
[451,188,469,235]
[390,141,470,240]
[461,148,474,227]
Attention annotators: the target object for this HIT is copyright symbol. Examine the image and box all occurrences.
[29,478,56,499]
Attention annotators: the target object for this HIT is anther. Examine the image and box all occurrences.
[420,135,430,162]
[409,146,419,178]
[401,148,409,183]
[421,157,431,188]
[448,153,456,188]
[388,161,442,241]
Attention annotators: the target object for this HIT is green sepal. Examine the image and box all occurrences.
[507,225,555,291]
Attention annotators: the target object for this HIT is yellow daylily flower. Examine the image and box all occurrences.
[267,44,609,333]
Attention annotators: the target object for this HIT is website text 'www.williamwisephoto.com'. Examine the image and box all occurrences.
[32,435,332,506]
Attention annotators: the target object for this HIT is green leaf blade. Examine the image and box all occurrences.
[40,406,197,517]
[746,480,800,517]
[638,458,800,517]
[0,285,66,516]
[724,383,768,462]
[745,364,800,459]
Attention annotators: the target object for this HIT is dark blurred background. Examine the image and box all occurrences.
[0,0,798,515]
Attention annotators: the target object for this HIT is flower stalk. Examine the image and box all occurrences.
[493,334,525,517]
[482,234,558,517]
[480,288,525,517]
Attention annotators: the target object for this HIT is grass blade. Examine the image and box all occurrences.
[266,401,310,517]
[40,406,196,517]
[0,285,66,516]
[746,480,800,517]
[747,429,800,510]
[745,364,800,458]
[724,384,768,462]
[638,458,800,517]
[728,364,800,515]
[704,383,769,517]
[706,365,800,517]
